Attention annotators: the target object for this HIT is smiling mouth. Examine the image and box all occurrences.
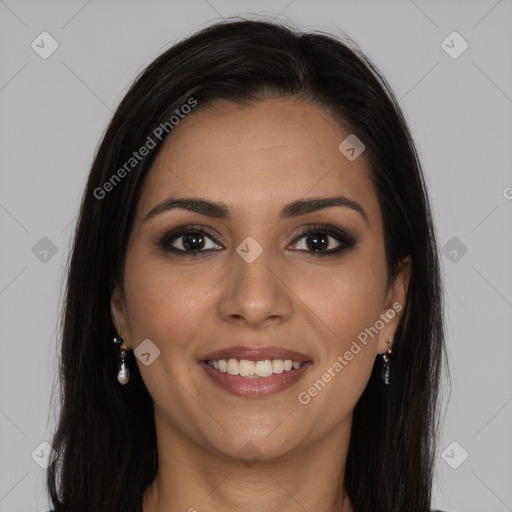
[198,345,313,397]
[204,358,308,378]
[199,358,313,397]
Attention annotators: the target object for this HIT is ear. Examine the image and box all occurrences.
[111,282,131,349]
[377,256,412,354]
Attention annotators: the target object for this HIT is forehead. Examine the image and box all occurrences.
[137,99,379,224]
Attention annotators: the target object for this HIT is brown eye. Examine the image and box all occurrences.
[288,224,357,257]
[157,226,222,256]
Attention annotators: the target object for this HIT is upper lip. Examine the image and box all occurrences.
[199,345,312,363]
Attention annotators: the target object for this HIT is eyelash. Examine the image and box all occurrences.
[155,223,358,258]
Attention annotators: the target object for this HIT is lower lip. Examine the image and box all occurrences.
[199,361,312,397]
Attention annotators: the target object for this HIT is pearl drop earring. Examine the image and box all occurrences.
[113,336,130,385]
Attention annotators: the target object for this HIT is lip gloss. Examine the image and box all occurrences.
[199,361,312,397]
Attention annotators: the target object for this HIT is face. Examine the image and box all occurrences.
[111,98,411,461]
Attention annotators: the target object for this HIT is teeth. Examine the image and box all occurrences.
[255,360,273,377]
[205,358,305,377]
[227,358,239,375]
[239,359,255,376]
[272,359,284,373]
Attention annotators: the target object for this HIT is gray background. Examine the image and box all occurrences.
[1,1,511,511]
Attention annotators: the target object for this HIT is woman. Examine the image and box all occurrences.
[47,18,449,512]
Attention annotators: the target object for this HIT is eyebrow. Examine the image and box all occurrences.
[143,195,369,225]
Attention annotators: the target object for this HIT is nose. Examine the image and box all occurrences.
[216,243,294,329]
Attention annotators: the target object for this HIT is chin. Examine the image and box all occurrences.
[203,424,305,464]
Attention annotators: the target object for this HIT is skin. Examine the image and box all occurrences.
[111,98,411,512]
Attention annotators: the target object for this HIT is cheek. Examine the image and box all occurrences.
[122,248,227,403]
[306,258,387,344]
[123,246,210,343]
[121,254,213,418]
[296,258,387,409]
